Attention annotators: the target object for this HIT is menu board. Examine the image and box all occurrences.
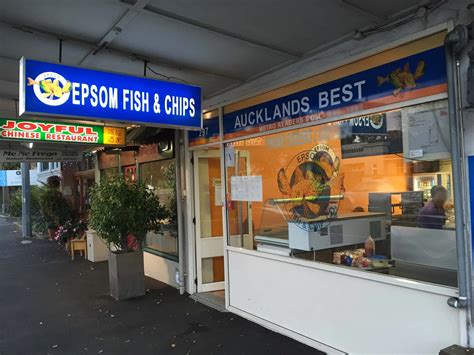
[340,111,403,159]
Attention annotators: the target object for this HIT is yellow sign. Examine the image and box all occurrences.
[103,126,126,145]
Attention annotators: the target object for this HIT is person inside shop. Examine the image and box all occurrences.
[417,185,447,229]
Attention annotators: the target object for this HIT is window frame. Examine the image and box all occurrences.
[220,98,458,289]
[139,157,179,261]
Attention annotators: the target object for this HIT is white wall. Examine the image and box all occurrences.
[2,169,39,186]
[227,248,462,355]
[36,162,62,185]
[143,251,179,289]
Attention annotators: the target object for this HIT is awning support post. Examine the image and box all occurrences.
[21,162,31,238]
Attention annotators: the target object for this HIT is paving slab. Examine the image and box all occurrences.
[0,218,323,355]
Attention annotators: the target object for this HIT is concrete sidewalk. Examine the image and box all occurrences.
[0,218,322,355]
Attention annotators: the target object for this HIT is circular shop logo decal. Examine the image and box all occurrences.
[369,114,384,130]
[27,72,72,106]
[276,144,344,232]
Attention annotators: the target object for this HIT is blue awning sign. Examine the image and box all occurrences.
[19,58,202,130]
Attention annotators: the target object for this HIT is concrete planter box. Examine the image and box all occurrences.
[108,250,145,300]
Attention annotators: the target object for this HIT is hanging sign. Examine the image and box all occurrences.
[0,118,125,145]
[0,149,81,163]
[19,58,202,130]
[223,45,447,140]
[339,111,403,159]
[225,144,235,167]
[188,115,220,147]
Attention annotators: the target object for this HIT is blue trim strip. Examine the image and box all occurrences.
[224,46,446,137]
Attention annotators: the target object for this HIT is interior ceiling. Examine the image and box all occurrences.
[0,0,444,103]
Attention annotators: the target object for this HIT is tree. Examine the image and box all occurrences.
[88,176,168,252]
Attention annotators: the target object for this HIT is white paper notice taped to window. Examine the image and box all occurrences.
[230,175,262,202]
[214,185,223,206]
[225,145,235,167]
[213,178,223,207]
[409,149,423,158]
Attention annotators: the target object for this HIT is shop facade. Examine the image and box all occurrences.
[3,2,473,353]
[151,21,473,354]
[87,15,474,355]
[96,130,184,287]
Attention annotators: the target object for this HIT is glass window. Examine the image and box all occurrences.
[140,159,178,258]
[225,100,457,287]
[78,154,95,171]
[100,167,118,181]
[123,165,137,182]
[40,162,49,172]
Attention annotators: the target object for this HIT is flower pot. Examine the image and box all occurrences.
[108,250,145,300]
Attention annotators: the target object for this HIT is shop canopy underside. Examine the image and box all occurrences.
[0,0,444,106]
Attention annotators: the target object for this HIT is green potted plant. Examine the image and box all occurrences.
[39,176,72,240]
[88,176,168,300]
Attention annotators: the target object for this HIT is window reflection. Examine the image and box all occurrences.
[225,100,457,287]
[141,159,178,257]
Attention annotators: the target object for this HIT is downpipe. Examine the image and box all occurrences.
[175,130,186,295]
[445,25,470,310]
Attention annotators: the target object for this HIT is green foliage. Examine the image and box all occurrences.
[2,163,20,170]
[162,161,177,227]
[9,186,53,234]
[89,176,168,252]
[32,213,49,234]
[39,186,72,229]
[9,188,22,218]
[10,186,42,218]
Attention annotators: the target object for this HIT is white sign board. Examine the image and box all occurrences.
[212,178,223,206]
[404,103,450,161]
[0,149,81,163]
[230,175,262,202]
[0,170,39,186]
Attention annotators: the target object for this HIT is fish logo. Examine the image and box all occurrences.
[369,114,384,130]
[377,60,425,96]
[277,144,344,228]
[27,72,72,106]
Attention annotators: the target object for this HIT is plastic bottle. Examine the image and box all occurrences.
[364,236,375,257]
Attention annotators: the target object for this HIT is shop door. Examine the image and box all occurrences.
[193,149,225,292]
[226,149,254,250]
